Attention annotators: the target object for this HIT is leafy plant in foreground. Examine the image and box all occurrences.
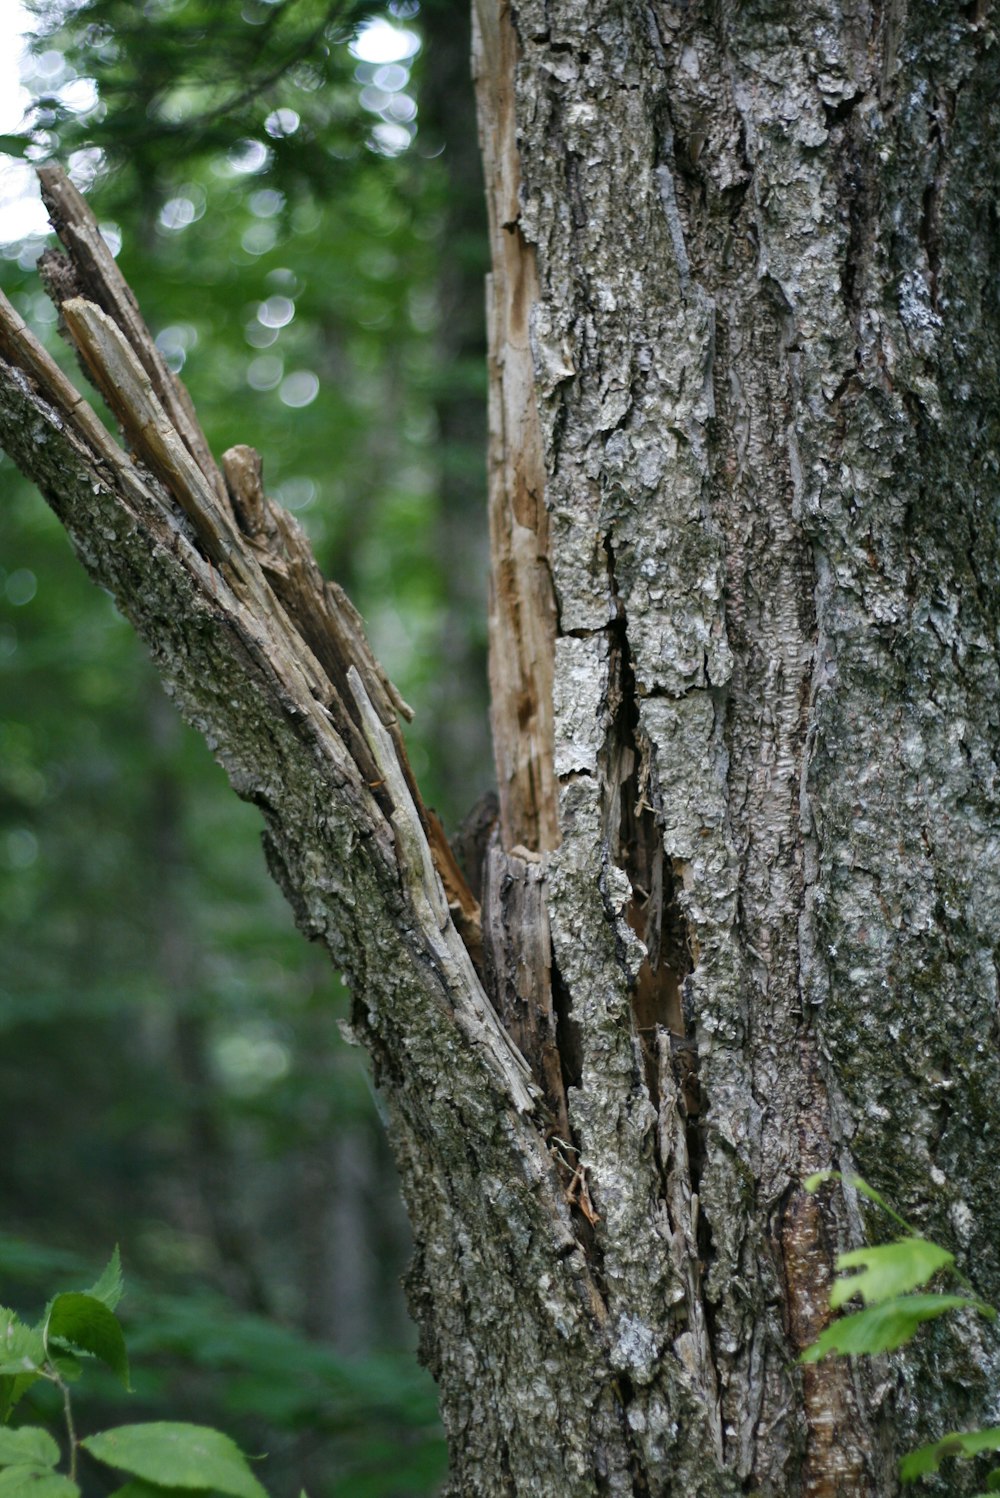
[1,1249,269,1498]
[803,1170,999,1492]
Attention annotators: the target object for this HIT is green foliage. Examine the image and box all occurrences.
[804,1168,912,1232]
[81,1425,266,1498]
[0,1239,445,1498]
[0,1470,78,1498]
[84,1250,124,1314]
[1,1254,272,1498]
[829,1238,955,1309]
[0,1422,77,1498]
[804,1173,1000,1491]
[44,1295,130,1390]
[801,1293,991,1362]
[901,1427,1000,1485]
[0,1429,60,1468]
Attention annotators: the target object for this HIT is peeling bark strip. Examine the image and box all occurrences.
[3,0,1000,1483]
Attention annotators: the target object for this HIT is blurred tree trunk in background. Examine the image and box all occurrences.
[2,0,1000,1495]
[421,0,495,805]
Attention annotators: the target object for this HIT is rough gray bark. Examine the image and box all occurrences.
[2,0,1000,1490]
[472,0,1000,1491]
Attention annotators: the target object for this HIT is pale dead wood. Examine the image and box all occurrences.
[222,442,415,727]
[38,163,227,506]
[28,165,484,957]
[481,841,570,1143]
[472,0,559,854]
[220,444,486,959]
[0,284,136,477]
[62,296,248,575]
[0,163,520,1105]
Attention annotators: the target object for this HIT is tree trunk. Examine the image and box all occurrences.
[1,1,999,1491]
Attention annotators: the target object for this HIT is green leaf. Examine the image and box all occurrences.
[0,1472,78,1498]
[0,136,31,161]
[0,1314,45,1377]
[85,1249,124,1313]
[804,1171,912,1231]
[81,1424,266,1498]
[801,1294,993,1362]
[110,1484,212,1498]
[44,1295,129,1389]
[830,1238,955,1309]
[0,1430,59,1469]
[48,1356,81,1385]
[0,1376,42,1425]
[901,1426,1000,1482]
[0,1315,44,1421]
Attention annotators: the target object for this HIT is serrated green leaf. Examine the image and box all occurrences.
[85,1250,124,1313]
[0,1429,59,1469]
[0,1311,43,1419]
[801,1294,992,1362]
[44,1296,129,1389]
[81,1424,266,1498]
[0,1314,46,1378]
[0,1471,78,1498]
[830,1238,954,1309]
[901,1427,1000,1482]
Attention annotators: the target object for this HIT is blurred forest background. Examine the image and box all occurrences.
[0,1,494,1492]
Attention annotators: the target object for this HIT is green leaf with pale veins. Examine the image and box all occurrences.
[830,1238,955,1309]
[81,1424,266,1498]
[801,1294,994,1362]
[901,1426,1000,1482]
[0,1430,59,1469]
[85,1249,124,1313]
[44,1295,129,1389]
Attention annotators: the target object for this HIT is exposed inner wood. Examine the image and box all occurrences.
[1,165,484,971]
[38,165,228,509]
[481,841,571,1148]
[473,0,559,855]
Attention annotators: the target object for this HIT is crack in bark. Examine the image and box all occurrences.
[599,540,724,1465]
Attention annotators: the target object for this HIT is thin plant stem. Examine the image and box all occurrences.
[58,1375,77,1483]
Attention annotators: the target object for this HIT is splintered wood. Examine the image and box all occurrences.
[472,0,559,855]
[0,163,496,1055]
